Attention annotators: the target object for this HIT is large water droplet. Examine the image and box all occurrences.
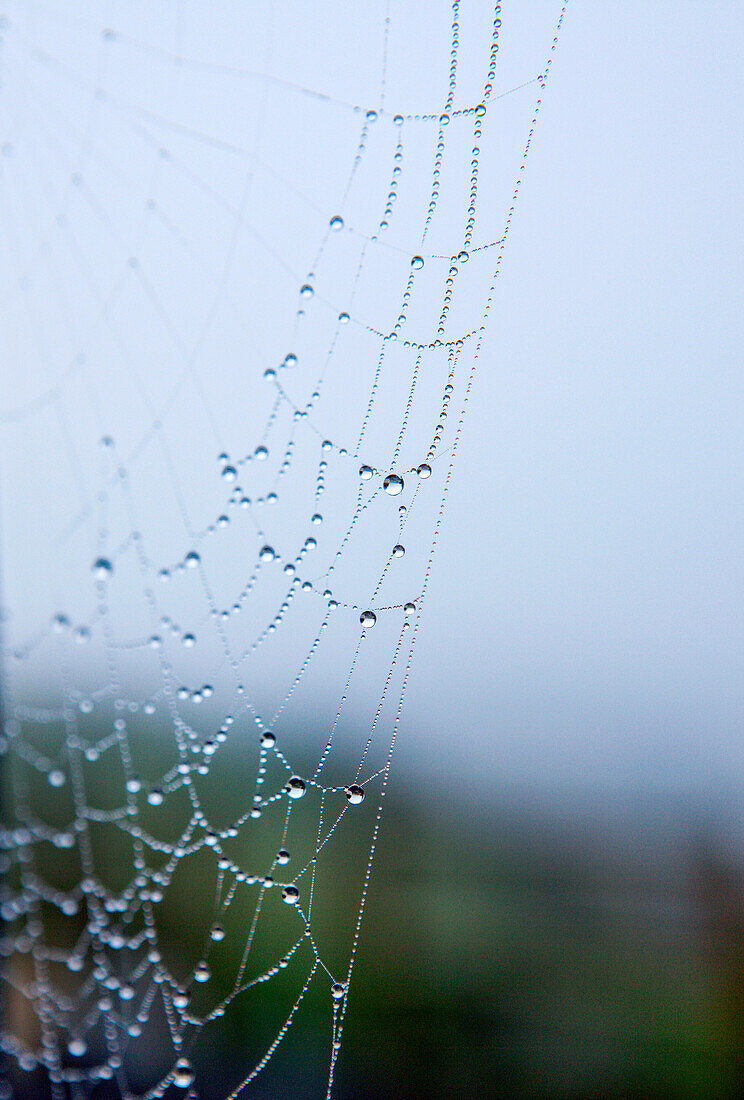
[329,215,344,231]
[392,544,405,557]
[194,962,210,983]
[173,1058,194,1088]
[92,557,113,579]
[417,463,432,479]
[277,849,290,864]
[411,255,424,270]
[282,885,300,904]
[359,464,374,481]
[221,465,237,482]
[345,784,365,805]
[185,551,200,568]
[331,982,346,1000]
[384,474,404,496]
[360,610,376,628]
[286,776,306,799]
[259,545,276,563]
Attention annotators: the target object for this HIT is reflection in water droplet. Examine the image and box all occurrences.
[259,546,276,562]
[384,474,404,496]
[282,885,300,904]
[286,776,306,799]
[417,463,432,479]
[345,784,365,805]
[92,558,113,579]
[359,465,374,481]
[411,255,424,270]
[331,983,345,1000]
[392,544,405,557]
[360,610,377,628]
[404,602,416,615]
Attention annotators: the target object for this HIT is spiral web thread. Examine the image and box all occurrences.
[0,3,568,1096]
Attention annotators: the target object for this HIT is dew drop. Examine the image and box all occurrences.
[210,924,225,941]
[194,963,210,983]
[392,544,405,557]
[259,545,276,563]
[311,513,323,525]
[48,770,65,788]
[393,114,404,126]
[360,610,377,628]
[286,776,306,799]
[254,445,268,461]
[277,849,290,864]
[182,633,196,647]
[300,283,314,299]
[147,787,164,806]
[67,1039,86,1057]
[404,601,416,615]
[185,551,200,568]
[329,215,344,231]
[173,1058,194,1088]
[345,784,365,805]
[411,255,424,270]
[359,464,374,481]
[338,311,350,324]
[384,474,404,496]
[221,465,237,482]
[475,102,487,118]
[282,885,300,905]
[92,557,113,579]
[260,731,276,748]
[331,982,345,1000]
[417,463,432,479]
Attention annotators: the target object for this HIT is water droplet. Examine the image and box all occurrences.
[68,1039,86,1057]
[148,787,164,807]
[126,776,141,793]
[359,464,374,481]
[338,311,350,324]
[194,963,210,983]
[260,545,276,563]
[261,731,276,748]
[286,776,306,799]
[411,255,424,270]
[331,982,345,1000]
[404,602,416,616]
[384,474,404,496]
[185,551,200,568]
[393,544,405,557]
[92,557,112,579]
[277,849,290,864]
[360,610,377,628]
[210,924,225,941]
[311,513,323,525]
[345,784,365,805]
[282,885,300,904]
[329,215,344,231]
[182,633,196,647]
[254,445,268,461]
[457,250,469,263]
[440,112,450,125]
[48,770,65,788]
[221,465,237,482]
[52,613,70,633]
[300,283,314,299]
[475,103,487,118]
[417,463,432,479]
[284,353,298,368]
[173,1057,194,1088]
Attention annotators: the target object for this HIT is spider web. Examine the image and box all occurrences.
[0,3,568,1097]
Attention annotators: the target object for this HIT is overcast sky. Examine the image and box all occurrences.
[1,1,743,801]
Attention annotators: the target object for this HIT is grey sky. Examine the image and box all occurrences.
[1,1,743,797]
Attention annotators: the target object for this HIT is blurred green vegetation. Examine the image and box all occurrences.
[2,715,744,1099]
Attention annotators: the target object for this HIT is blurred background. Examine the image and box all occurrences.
[2,1,744,1097]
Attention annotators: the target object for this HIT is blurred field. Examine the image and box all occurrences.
[3,719,744,1099]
